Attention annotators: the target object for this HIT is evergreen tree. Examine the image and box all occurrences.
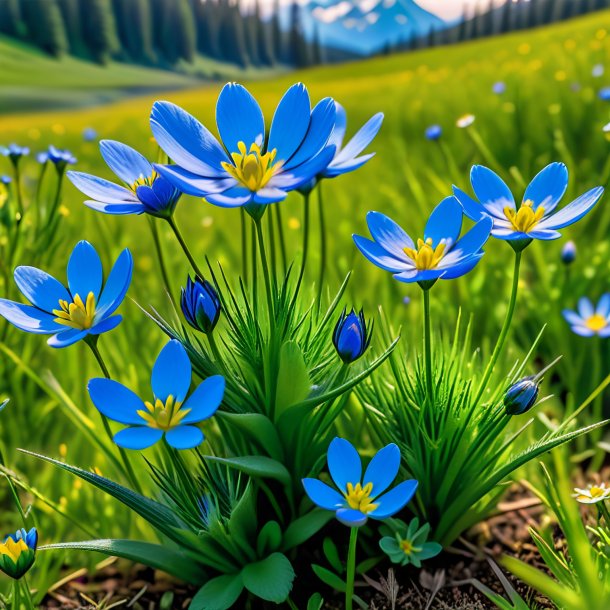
[195,0,221,58]
[289,0,308,66]
[112,0,154,62]
[155,0,196,63]
[255,0,274,65]
[0,0,23,37]
[22,0,67,56]
[271,0,283,63]
[81,0,120,63]
[245,8,261,65]
[57,0,83,54]
[311,21,323,65]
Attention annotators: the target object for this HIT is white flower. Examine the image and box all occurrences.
[574,482,610,504]
[456,114,475,128]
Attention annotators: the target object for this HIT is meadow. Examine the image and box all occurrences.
[1,8,610,609]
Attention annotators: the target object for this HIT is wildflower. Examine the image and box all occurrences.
[181,276,221,334]
[150,83,336,210]
[67,140,181,219]
[379,518,442,567]
[456,114,475,128]
[0,241,132,348]
[0,144,29,164]
[504,376,539,415]
[88,340,225,450]
[593,64,604,77]
[574,482,610,504]
[40,145,77,171]
[561,241,576,264]
[0,528,37,579]
[302,437,418,527]
[83,127,98,142]
[353,197,493,288]
[563,295,610,337]
[333,308,371,364]
[425,125,442,141]
[599,87,610,101]
[492,82,506,95]
[453,163,603,250]
[0,176,11,185]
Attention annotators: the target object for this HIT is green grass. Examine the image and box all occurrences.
[1,8,610,597]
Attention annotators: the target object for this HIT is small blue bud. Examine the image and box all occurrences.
[333,308,371,364]
[504,377,539,415]
[425,125,442,141]
[492,81,506,95]
[83,127,98,142]
[0,176,11,185]
[599,87,610,101]
[561,241,576,265]
[181,276,221,334]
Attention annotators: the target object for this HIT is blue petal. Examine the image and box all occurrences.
[367,211,414,256]
[13,266,70,313]
[47,328,89,348]
[90,315,122,335]
[114,426,163,450]
[571,325,595,337]
[333,112,383,165]
[523,162,568,213]
[165,425,204,449]
[562,309,583,326]
[205,186,253,208]
[323,153,375,177]
[302,478,345,510]
[393,268,445,283]
[537,187,604,230]
[99,140,153,185]
[88,378,146,425]
[452,185,489,222]
[470,165,515,210]
[268,83,311,162]
[152,340,191,403]
[578,297,595,319]
[67,241,103,301]
[424,196,463,247]
[327,101,347,150]
[268,146,336,190]
[525,229,562,240]
[336,508,368,527]
[599,325,610,337]
[363,443,400,498]
[216,83,265,153]
[150,101,229,176]
[67,171,137,204]
[84,200,144,215]
[353,235,408,273]
[96,249,133,318]
[182,375,225,424]
[284,97,336,169]
[369,479,419,520]
[440,216,492,266]
[596,294,610,317]
[155,164,236,197]
[440,253,484,279]
[0,299,62,333]
[253,187,287,205]
[327,437,362,493]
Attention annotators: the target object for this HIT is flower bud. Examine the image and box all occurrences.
[0,528,37,579]
[504,376,539,415]
[561,241,576,265]
[425,125,442,141]
[333,308,371,364]
[181,276,221,334]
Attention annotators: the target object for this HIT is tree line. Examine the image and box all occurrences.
[0,0,324,69]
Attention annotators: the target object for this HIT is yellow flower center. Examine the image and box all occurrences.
[504,199,545,233]
[53,292,96,329]
[130,170,158,193]
[221,141,281,191]
[137,394,191,431]
[344,482,378,514]
[399,539,414,555]
[0,538,28,562]
[404,238,446,270]
[585,314,607,333]
[589,485,607,498]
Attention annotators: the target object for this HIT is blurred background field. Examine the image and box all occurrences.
[2,3,610,604]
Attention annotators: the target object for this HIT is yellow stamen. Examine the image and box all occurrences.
[403,238,446,270]
[585,314,608,333]
[589,485,607,498]
[221,141,281,191]
[399,539,414,555]
[344,482,378,514]
[0,538,28,562]
[53,291,96,329]
[130,170,158,193]
[504,199,545,233]
[136,394,191,431]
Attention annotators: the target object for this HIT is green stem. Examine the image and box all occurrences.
[316,183,326,308]
[47,168,65,222]
[240,209,248,285]
[275,205,287,276]
[251,221,258,314]
[85,339,143,495]
[267,207,277,290]
[345,527,358,610]
[20,576,35,610]
[207,332,223,367]
[296,191,311,293]
[12,579,20,610]
[254,218,274,318]
[474,250,522,405]
[147,217,176,308]
[167,217,204,278]
[34,162,48,236]
[422,288,434,403]
[12,162,24,222]
[599,500,610,527]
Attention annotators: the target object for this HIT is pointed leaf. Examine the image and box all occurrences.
[275,341,311,420]
[282,510,334,551]
[241,553,295,603]
[216,412,284,461]
[202,455,290,486]
[190,574,244,610]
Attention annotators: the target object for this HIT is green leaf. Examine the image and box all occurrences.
[227,483,257,551]
[356,555,383,574]
[216,412,284,461]
[190,574,244,610]
[282,510,334,551]
[41,540,206,585]
[257,521,282,556]
[311,564,346,592]
[241,553,295,603]
[275,341,311,421]
[307,593,324,610]
[202,455,291,486]
[323,537,342,573]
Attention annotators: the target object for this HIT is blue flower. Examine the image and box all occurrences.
[561,240,576,264]
[492,81,506,95]
[504,377,539,415]
[0,175,11,185]
[599,87,610,101]
[319,102,383,178]
[181,276,221,334]
[0,144,29,163]
[453,164,604,247]
[333,308,371,364]
[302,437,418,527]
[425,125,442,141]
[353,197,493,287]
[88,340,225,450]
[150,82,337,209]
[83,127,98,142]
[0,241,132,348]
[563,295,610,337]
[38,146,76,171]
[0,528,37,579]
[67,140,181,218]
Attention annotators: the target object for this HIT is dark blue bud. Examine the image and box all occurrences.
[181,276,221,334]
[599,87,610,101]
[504,376,539,415]
[561,241,576,265]
[333,308,371,364]
[46,145,76,171]
[425,125,442,141]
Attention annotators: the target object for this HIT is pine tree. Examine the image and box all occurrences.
[57,0,82,54]
[289,1,308,66]
[255,0,274,66]
[194,0,220,58]
[22,0,68,56]
[113,0,154,62]
[245,8,261,65]
[159,0,196,63]
[0,0,24,37]
[311,22,323,65]
[271,0,283,64]
[81,0,119,63]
